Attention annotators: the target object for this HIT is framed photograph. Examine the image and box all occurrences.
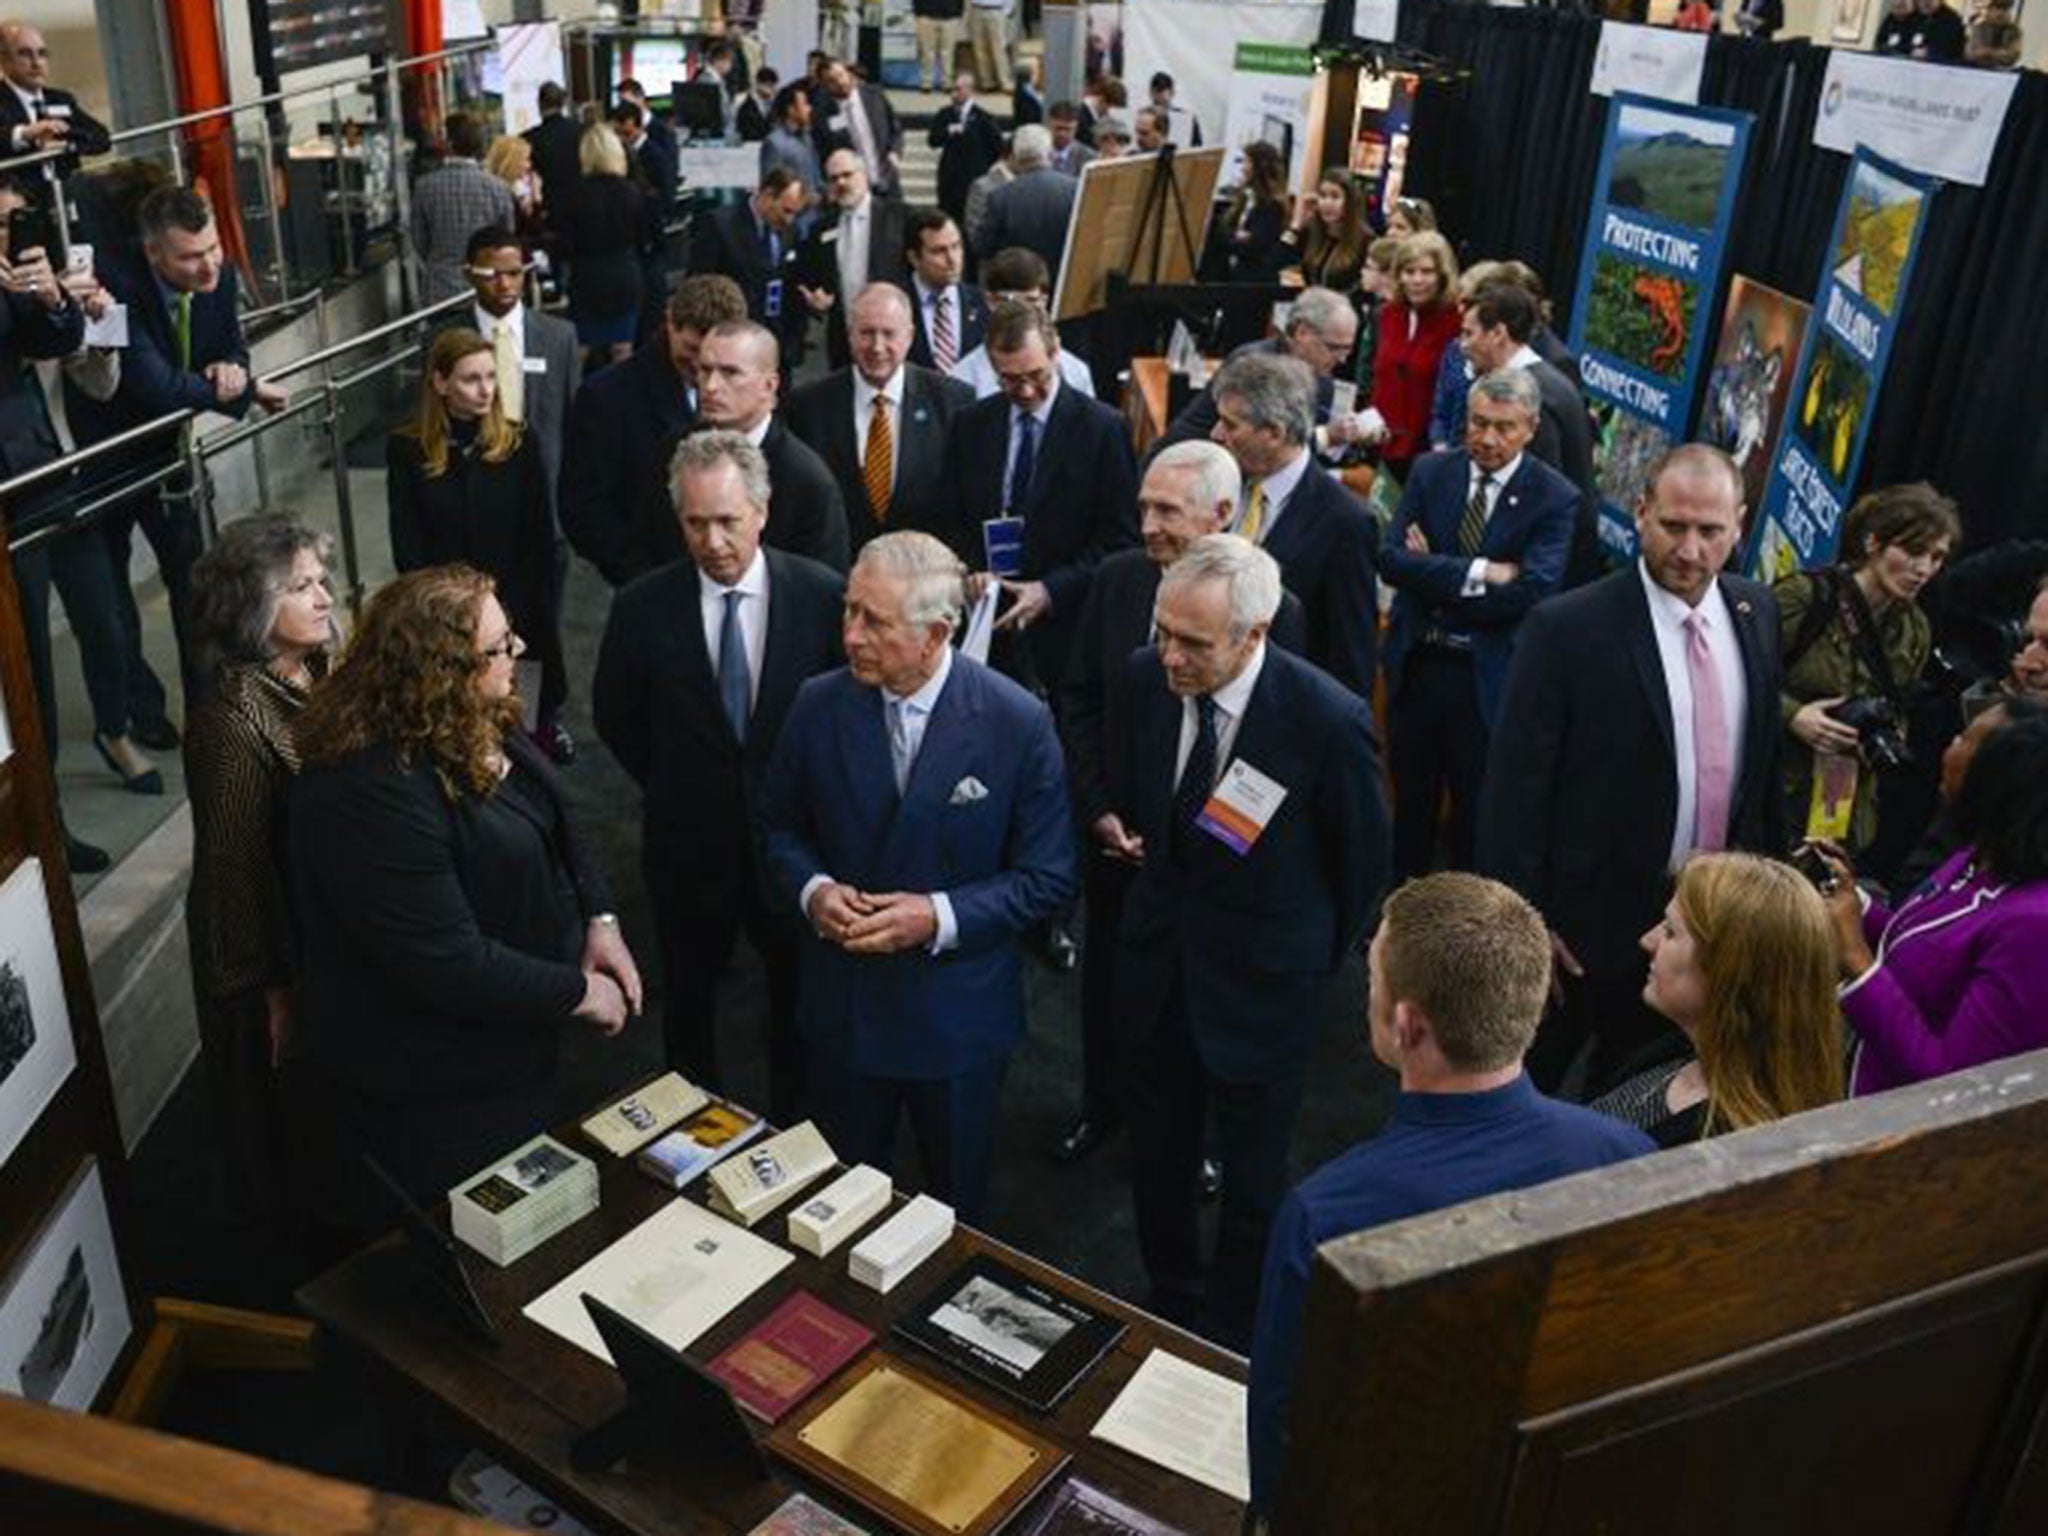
[1832,0,1873,42]
[0,857,76,1173]
[0,1159,133,1410]
[894,1255,1127,1414]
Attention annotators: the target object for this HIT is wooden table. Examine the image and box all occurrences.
[299,1103,1249,1536]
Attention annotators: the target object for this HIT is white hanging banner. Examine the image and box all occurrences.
[1814,50,2018,187]
[1590,23,1707,105]
[1354,0,1401,44]
[1124,0,1324,174]
[1219,43,1317,192]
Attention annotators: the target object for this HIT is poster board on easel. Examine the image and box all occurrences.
[1052,146,1226,323]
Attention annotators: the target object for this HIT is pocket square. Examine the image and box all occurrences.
[949,776,989,805]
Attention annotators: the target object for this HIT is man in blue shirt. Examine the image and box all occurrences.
[1246,872,1655,1511]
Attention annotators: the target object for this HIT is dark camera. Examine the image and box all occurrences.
[1791,843,1839,894]
[1828,696,1913,772]
[4,204,58,266]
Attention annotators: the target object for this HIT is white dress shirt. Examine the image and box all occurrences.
[1458,452,1522,596]
[1003,377,1060,500]
[836,196,871,306]
[1175,641,1267,790]
[1638,561,1750,871]
[474,300,524,351]
[8,82,44,152]
[853,366,905,499]
[1233,447,1311,543]
[949,342,1095,401]
[698,547,770,713]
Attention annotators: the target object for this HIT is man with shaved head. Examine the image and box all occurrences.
[787,282,975,554]
[640,320,851,572]
[0,23,110,204]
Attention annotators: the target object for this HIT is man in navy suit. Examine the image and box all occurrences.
[981,125,1079,289]
[761,531,1077,1222]
[1480,444,1785,1095]
[928,70,1006,226]
[1381,369,1579,881]
[900,208,986,375]
[68,186,286,742]
[593,431,845,1121]
[689,169,809,367]
[1206,351,1380,700]
[1110,534,1390,1349]
[938,299,1137,694]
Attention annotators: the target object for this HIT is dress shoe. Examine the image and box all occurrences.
[130,717,181,751]
[64,833,111,874]
[93,732,163,795]
[1050,1115,1118,1164]
[1199,1157,1222,1203]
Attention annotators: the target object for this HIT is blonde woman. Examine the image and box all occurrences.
[1592,853,1844,1146]
[483,132,544,245]
[555,122,654,364]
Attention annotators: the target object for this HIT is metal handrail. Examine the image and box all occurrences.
[0,144,66,177]
[0,406,195,502]
[257,291,465,384]
[240,290,324,328]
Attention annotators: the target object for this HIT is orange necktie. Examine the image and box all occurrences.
[864,394,894,523]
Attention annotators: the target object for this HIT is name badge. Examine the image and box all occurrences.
[819,227,840,244]
[983,516,1025,579]
[1196,760,1288,855]
[764,278,784,320]
[521,356,547,374]
[46,102,70,119]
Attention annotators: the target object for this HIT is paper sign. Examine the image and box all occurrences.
[1591,23,1707,105]
[1196,760,1287,854]
[1814,49,2017,188]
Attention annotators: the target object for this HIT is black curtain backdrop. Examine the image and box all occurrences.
[1319,2,2048,549]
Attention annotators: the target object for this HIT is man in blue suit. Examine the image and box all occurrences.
[69,186,286,743]
[761,530,1077,1223]
[1110,535,1390,1349]
[1381,369,1579,880]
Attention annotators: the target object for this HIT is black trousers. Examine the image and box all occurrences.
[103,484,202,727]
[1075,851,1134,1125]
[648,847,804,1124]
[1125,977,1305,1353]
[1387,647,1488,882]
[809,1053,1009,1227]
[16,522,133,750]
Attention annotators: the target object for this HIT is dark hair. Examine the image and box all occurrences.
[189,516,336,679]
[1048,100,1080,123]
[770,81,809,124]
[706,41,735,64]
[464,225,520,264]
[1469,283,1540,344]
[903,206,958,259]
[667,271,749,332]
[609,100,645,130]
[986,297,1057,355]
[757,66,780,87]
[758,165,801,199]
[617,77,646,98]
[538,81,566,112]
[138,185,213,244]
[981,246,1050,294]
[1954,713,2048,881]
[444,111,487,161]
[1241,141,1287,209]
[1840,482,1963,564]
[1149,71,1175,93]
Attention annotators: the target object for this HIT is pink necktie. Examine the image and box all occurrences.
[1686,610,1732,852]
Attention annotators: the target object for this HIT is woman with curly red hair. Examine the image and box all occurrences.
[285,566,642,1240]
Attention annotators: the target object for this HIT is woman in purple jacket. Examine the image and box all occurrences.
[1819,713,2048,1095]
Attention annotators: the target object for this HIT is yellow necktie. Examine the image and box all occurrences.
[494,321,523,423]
[1240,482,1267,544]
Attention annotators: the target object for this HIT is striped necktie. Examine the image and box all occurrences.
[1458,474,1492,555]
[864,393,894,523]
[931,289,957,373]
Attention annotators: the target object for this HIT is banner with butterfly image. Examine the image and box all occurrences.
[1566,93,1755,563]
[1745,148,1935,581]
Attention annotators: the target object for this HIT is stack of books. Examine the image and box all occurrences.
[787,1165,892,1258]
[706,1120,836,1227]
[848,1194,954,1294]
[448,1135,598,1266]
[579,1072,709,1157]
[636,1097,765,1190]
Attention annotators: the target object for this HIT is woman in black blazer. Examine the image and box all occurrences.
[286,566,641,1238]
[389,326,568,757]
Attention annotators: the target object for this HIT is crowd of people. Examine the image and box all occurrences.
[6,25,2048,1513]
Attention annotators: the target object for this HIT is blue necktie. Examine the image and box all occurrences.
[1171,694,1219,857]
[717,589,750,743]
[1008,410,1038,512]
[887,698,913,793]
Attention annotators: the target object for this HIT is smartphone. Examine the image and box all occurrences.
[1791,843,1839,895]
[65,241,91,277]
[5,204,58,265]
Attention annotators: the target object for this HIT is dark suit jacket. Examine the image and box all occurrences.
[1058,547,1307,828]
[736,94,771,143]
[523,113,582,202]
[902,279,989,373]
[928,102,1006,220]
[1478,566,1786,978]
[288,731,610,1104]
[1152,337,1336,459]
[639,417,853,575]
[592,549,845,890]
[1260,461,1380,701]
[689,201,805,355]
[0,84,111,191]
[1527,355,1595,498]
[796,196,911,368]
[0,288,84,520]
[639,116,681,211]
[813,83,902,194]
[940,382,1139,686]
[983,168,1080,285]
[560,345,694,586]
[760,655,1078,1077]
[1380,449,1580,726]
[785,364,975,553]
[66,249,253,479]
[1111,645,1390,1082]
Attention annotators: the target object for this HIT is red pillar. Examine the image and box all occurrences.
[158,0,251,272]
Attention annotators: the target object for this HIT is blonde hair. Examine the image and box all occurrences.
[1393,229,1459,310]
[407,328,521,478]
[1380,873,1552,1072]
[484,134,531,184]
[1674,853,1845,1135]
[579,122,629,179]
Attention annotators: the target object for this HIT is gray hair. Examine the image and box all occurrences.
[856,530,966,631]
[1147,440,1242,518]
[1011,123,1053,170]
[189,515,337,679]
[1467,367,1541,423]
[1094,116,1132,145]
[1286,286,1354,342]
[1212,351,1317,446]
[670,429,772,513]
[1159,533,1283,639]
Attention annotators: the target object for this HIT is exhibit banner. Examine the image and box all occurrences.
[1219,43,1317,192]
[489,22,565,135]
[1815,51,2017,188]
[1567,92,1755,560]
[1747,149,1934,579]
[1697,275,1812,553]
[1124,0,1323,171]
[1590,23,1707,105]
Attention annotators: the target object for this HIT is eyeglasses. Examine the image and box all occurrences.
[480,630,526,661]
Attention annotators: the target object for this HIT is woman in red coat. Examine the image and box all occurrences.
[1370,230,1461,482]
